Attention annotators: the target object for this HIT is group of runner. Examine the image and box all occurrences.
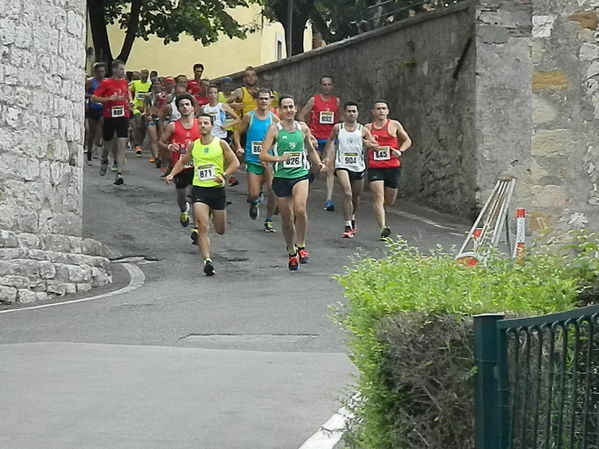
[85,61,412,275]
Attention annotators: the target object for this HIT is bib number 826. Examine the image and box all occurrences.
[283,153,302,168]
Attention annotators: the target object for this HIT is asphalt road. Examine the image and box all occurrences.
[0,149,468,449]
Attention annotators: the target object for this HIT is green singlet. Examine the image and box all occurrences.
[191,137,225,188]
[272,122,310,179]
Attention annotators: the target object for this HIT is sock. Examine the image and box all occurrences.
[351,219,356,229]
[296,242,305,250]
[345,220,352,228]
[204,257,212,263]
[265,217,272,222]
[288,245,297,256]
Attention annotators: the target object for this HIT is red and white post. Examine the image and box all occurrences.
[512,208,526,259]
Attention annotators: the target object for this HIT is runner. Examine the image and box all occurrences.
[201,84,240,141]
[324,101,377,238]
[187,63,204,103]
[143,77,163,164]
[217,77,233,104]
[84,62,106,164]
[298,75,341,211]
[260,95,326,270]
[166,113,240,276]
[233,88,280,232]
[90,59,132,185]
[159,93,200,233]
[129,68,152,157]
[365,100,412,240]
[226,66,259,117]
[159,83,189,174]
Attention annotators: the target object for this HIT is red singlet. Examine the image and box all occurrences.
[94,78,131,119]
[170,118,200,169]
[309,94,339,140]
[368,120,401,169]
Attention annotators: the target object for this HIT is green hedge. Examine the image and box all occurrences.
[335,237,596,449]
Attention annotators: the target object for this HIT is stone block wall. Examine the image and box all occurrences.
[0,0,112,305]
[224,3,479,217]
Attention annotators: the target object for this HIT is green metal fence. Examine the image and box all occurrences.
[474,304,599,449]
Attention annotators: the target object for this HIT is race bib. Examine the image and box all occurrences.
[283,153,302,168]
[373,146,391,161]
[136,92,147,101]
[208,111,217,124]
[111,105,125,118]
[197,164,216,181]
[319,111,334,125]
[251,141,263,155]
[344,152,358,165]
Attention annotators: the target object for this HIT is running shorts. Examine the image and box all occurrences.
[271,175,310,198]
[191,186,227,210]
[335,168,365,182]
[246,162,265,176]
[102,117,129,141]
[86,108,103,121]
[174,169,193,190]
[367,167,401,189]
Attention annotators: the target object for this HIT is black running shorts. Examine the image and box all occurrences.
[367,167,401,189]
[102,117,129,141]
[335,168,365,182]
[271,175,310,198]
[174,170,193,190]
[191,186,227,210]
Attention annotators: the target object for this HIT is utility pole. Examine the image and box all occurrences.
[287,0,293,57]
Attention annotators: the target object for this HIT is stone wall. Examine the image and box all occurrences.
[223,3,479,217]
[0,0,112,305]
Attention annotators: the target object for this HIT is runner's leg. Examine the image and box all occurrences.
[370,180,386,228]
[194,202,212,260]
[291,180,309,247]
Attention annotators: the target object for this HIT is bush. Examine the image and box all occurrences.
[335,238,590,449]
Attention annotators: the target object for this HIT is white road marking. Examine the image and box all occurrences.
[298,405,352,449]
[386,208,460,231]
[0,263,145,315]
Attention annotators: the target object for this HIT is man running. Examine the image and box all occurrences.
[85,62,106,164]
[233,88,279,232]
[325,101,376,238]
[166,113,240,276]
[143,77,162,164]
[90,59,132,185]
[202,84,240,141]
[159,93,200,232]
[129,68,152,156]
[298,75,341,211]
[260,95,326,270]
[365,100,412,240]
[187,63,204,102]
[226,66,259,118]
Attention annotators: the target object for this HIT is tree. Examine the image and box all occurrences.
[87,0,259,66]
[261,0,316,56]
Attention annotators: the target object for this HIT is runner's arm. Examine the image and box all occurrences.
[165,150,191,183]
[394,121,412,154]
[301,122,325,172]
[324,124,340,165]
[226,88,243,111]
[259,125,289,163]
[85,79,93,99]
[232,114,250,153]
[220,140,241,181]
[297,96,314,122]
[222,103,241,129]
[336,97,345,122]
[362,126,378,148]
[158,123,175,151]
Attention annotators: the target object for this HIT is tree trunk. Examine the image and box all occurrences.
[88,0,113,65]
[116,0,142,63]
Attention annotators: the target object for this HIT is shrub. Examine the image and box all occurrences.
[335,238,587,449]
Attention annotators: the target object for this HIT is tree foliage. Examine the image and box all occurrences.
[88,0,259,66]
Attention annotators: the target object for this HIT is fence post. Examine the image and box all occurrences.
[474,313,505,449]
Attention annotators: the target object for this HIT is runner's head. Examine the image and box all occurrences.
[174,82,187,96]
[131,71,141,81]
[163,76,175,93]
[243,66,257,87]
[150,70,158,79]
[201,79,210,96]
[279,95,296,120]
[92,62,106,80]
[140,69,149,82]
[257,88,272,110]
[198,113,213,136]
[176,74,188,85]
[193,63,204,80]
[175,93,195,118]
[220,76,233,93]
[320,75,334,95]
[344,101,359,123]
[372,100,389,121]
[111,59,125,79]
[150,77,162,93]
[207,84,219,104]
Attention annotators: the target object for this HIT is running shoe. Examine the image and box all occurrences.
[99,159,108,176]
[203,259,215,276]
[156,158,162,169]
[264,220,276,233]
[190,228,198,245]
[342,226,354,239]
[180,202,190,227]
[86,150,92,162]
[324,200,335,212]
[111,161,118,172]
[149,157,156,163]
[93,146,100,159]
[135,146,142,157]
[249,202,259,220]
[380,226,391,240]
[228,176,240,187]
[288,252,299,271]
[114,174,124,185]
[297,247,310,264]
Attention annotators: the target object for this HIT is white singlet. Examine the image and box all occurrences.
[335,123,366,172]
[203,103,228,139]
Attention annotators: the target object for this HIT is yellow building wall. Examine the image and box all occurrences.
[104,5,312,79]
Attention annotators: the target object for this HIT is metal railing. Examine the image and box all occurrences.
[474,305,599,449]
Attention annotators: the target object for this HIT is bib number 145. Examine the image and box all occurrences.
[373,146,391,161]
